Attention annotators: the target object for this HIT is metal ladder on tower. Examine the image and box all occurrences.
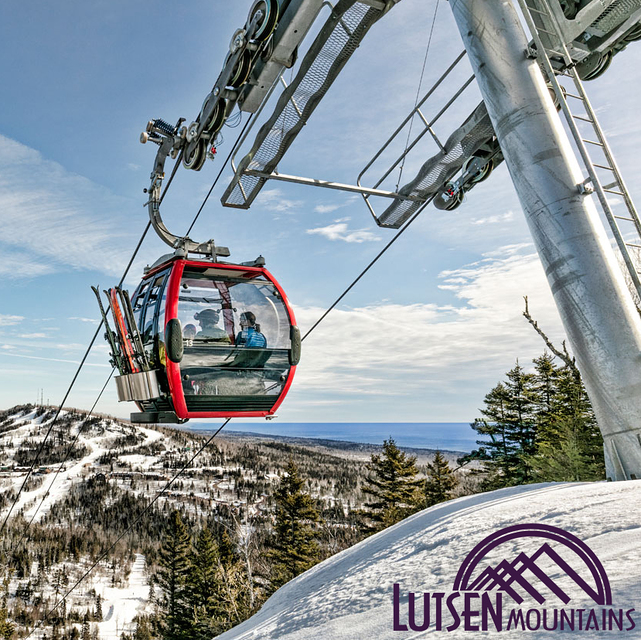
[518,0,641,300]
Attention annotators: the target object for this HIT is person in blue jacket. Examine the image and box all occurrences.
[235,311,267,348]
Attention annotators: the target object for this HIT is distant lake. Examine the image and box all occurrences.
[187,422,477,453]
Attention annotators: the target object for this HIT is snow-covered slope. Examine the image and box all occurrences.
[216,481,641,639]
[0,408,162,523]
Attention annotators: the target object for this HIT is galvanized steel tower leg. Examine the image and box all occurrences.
[449,0,641,480]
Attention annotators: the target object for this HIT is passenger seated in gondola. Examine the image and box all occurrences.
[235,311,267,348]
[183,323,197,346]
[194,309,230,343]
[188,311,268,396]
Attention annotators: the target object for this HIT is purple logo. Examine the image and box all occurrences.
[393,523,634,633]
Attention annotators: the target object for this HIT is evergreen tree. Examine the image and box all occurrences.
[157,511,191,640]
[133,616,153,640]
[0,604,14,640]
[529,362,604,481]
[186,527,223,640]
[217,530,236,569]
[468,363,538,487]
[467,353,605,488]
[82,613,91,640]
[94,594,103,622]
[270,459,321,590]
[422,452,457,508]
[532,353,557,440]
[362,438,421,530]
[147,578,155,606]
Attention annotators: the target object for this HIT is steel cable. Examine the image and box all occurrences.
[5,37,436,626]
[302,195,435,342]
[2,113,254,613]
[185,114,254,237]
[6,370,115,560]
[396,0,441,191]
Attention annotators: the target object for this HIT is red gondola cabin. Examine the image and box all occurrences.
[114,254,300,423]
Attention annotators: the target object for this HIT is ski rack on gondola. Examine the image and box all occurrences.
[93,286,162,405]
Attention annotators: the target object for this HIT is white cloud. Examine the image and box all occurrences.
[470,210,515,225]
[254,188,304,213]
[480,242,533,259]
[0,250,55,278]
[0,135,139,279]
[55,343,88,351]
[288,244,564,418]
[69,317,100,324]
[18,333,47,339]
[314,204,342,214]
[306,221,381,243]
[0,314,24,326]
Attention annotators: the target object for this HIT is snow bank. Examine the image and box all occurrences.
[216,481,641,640]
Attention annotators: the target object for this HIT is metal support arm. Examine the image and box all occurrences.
[142,119,229,258]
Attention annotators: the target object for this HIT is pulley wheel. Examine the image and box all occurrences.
[229,50,252,89]
[204,99,227,136]
[183,139,207,171]
[248,0,279,42]
[463,155,494,185]
[624,23,641,42]
[443,190,464,210]
[578,50,613,81]
[547,83,567,111]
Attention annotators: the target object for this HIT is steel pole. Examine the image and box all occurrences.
[449,0,641,480]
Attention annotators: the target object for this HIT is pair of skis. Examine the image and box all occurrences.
[92,286,151,376]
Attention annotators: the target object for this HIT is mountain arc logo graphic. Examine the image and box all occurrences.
[453,523,612,606]
[392,522,633,633]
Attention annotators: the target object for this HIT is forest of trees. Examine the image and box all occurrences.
[146,458,325,638]
[0,338,607,640]
[145,448,461,637]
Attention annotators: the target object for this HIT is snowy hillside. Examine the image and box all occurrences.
[0,409,162,523]
[5,405,637,640]
[0,407,164,640]
[0,404,398,639]
[216,481,641,639]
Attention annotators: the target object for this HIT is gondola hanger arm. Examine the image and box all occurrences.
[141,118,229,258]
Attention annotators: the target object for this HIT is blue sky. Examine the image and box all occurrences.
[1,0,640,423]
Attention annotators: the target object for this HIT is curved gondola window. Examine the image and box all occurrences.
[132,281,151,334]
[142,274,168,344]
[177,267,292,405]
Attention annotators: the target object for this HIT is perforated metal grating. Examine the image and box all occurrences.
[222,0,387,208]
[591,0,641,33]
[377,102,494,228]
